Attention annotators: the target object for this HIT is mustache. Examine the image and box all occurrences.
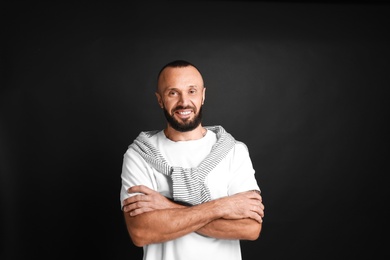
[173,106,196,112]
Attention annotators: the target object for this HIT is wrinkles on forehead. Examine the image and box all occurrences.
[157,66,204,94]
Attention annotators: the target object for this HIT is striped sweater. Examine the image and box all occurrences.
[129,125,236,205]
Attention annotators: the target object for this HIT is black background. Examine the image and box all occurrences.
[1,1,389,259]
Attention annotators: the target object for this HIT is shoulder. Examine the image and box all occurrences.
[234,140,249,152]
[229,140,250,160]
[205,125,250,152]
[128,130,164,147]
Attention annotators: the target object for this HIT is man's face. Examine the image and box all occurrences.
[156,66,206,132]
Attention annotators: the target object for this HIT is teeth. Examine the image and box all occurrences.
[179,111,191,115]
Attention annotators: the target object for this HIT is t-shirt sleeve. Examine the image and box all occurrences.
[120,146,156,209]
[227,142,261,195]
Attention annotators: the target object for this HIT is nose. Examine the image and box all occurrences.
[178,93,190,107]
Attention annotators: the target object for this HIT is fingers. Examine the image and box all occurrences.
[128,207,153,216]
[248,202,265,221]
[247,191,262,202]
[123,185,168,216]
[123,200,144,213]
[222,191,265,222]
[122,193,149,208]
[252,197,265,218]
[127,185,154,195]
[236,190,262,203]
[123,194,157,216]
[250,212,263,224]
[122,185,153,209]
[124,202,152,216]
[244,190,265,218]
[242,202,264,223]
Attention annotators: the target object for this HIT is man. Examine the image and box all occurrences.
[120,60,265,260]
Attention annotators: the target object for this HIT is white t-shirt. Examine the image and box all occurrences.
[120,127,260,260]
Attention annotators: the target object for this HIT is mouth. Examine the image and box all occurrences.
[174,109,193,119]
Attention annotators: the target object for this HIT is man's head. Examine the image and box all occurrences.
[156,60,206,132]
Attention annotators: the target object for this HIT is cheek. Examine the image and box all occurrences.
[193,98,203,107]
[163,100,175,111]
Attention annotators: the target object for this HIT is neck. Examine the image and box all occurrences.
[164,125,206,141]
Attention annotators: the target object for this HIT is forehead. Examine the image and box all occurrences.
[158,66,204,92]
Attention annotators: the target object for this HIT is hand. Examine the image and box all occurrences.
[219,190,265,223]
[122,185,183,217]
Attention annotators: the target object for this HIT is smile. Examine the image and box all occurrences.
[178,111,191,115]
[175,109,193,119]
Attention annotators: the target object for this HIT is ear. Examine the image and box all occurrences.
[202,87,206,105]
[155,92,163,108]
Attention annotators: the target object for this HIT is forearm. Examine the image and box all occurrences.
[123,186,264,246]
[197,218,262,240]
[124,199,224,247]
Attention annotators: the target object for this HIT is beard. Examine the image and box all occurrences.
[163,105,203,132]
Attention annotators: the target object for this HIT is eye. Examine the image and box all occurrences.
[168,90,178,96]
[189,89,197,94]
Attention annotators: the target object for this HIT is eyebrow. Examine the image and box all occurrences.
[165,85,199,91]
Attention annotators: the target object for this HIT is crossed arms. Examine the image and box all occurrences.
[122,185,265,247]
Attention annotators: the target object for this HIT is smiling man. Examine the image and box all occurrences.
[120,60,265,260]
